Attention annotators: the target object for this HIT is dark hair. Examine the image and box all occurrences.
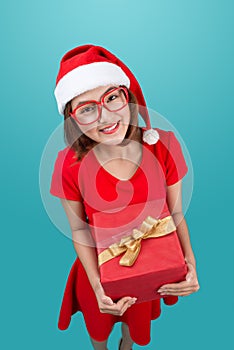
[63,89,140,161]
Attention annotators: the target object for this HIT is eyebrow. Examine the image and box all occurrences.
[74,86,117,107]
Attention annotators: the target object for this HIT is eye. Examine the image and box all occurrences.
[78,104,96,114]
[106,92,120,103]
[81,106,93,113]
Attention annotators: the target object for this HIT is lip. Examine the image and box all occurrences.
[99,121,120,134]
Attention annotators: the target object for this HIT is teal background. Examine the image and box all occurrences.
[1,0,233,349]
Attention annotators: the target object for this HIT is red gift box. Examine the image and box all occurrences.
[92,201,187,303]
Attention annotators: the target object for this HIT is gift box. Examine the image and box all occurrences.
[92,201,187,303]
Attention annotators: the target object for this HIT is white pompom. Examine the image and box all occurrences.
[142,129,159,145]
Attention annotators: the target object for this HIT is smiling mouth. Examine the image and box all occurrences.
[99,121,120,134]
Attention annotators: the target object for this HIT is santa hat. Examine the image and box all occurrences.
[54,44,159,145]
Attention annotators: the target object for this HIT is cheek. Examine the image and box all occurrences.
[77,123,97,136]
[117,107,131,124]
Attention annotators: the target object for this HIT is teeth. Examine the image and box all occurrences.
[102,123,117,132]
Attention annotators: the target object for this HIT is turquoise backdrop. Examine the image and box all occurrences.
[1,1,233,349]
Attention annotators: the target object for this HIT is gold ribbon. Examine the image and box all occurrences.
[98,215,176,267]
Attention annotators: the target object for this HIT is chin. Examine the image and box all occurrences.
[101,136,126,146]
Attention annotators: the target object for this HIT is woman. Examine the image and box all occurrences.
[50,44,199,350]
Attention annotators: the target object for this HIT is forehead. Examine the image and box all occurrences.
[71,84,117,107]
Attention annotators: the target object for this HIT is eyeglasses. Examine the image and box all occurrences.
[69,87,129,125]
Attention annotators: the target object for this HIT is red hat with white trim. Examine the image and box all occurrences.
[54,44,159,145]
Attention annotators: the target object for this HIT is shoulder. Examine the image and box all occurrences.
[50,147,83,201]
[141,127,185,169]
[141,127,173,142]
[55,147,80,170]
[141,127,174,151]
[155,128,175,146]
[52,147,82,183]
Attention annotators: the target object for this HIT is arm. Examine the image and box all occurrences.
[60,198,136,314]
[158,180,200,296]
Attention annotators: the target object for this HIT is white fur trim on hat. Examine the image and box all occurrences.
[143,129,160,145]
[54,62,130,114]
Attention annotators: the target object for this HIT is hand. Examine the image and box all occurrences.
[157,261,200,297]
[95,284,137,316]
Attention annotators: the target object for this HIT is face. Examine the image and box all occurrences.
[70,85,131,145]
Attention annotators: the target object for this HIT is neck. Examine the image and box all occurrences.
[94,141,133,158]
[93,130,142,163]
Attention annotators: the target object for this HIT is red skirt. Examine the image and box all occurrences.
[58,258,178,346]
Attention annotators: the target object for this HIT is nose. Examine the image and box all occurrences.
[97,105,113,124]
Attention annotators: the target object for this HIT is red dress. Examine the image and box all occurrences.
[50,128,188,345]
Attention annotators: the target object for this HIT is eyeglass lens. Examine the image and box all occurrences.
[74,88,127,125]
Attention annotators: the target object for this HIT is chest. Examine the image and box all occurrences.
[78,145,168,223]
[100,157,142,181]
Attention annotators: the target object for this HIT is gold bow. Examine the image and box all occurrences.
[98,215,176,267]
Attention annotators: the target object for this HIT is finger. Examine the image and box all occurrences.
[158,280,191,292]
[100,308,122,315]
[159,277,199,290]
[113,297,137,316]
[100,303,132,316]
[116,297,136,310]
[158,282,199,293]
[159,284,200,295]
[162,291,193,296]
[160,282,198,291]
[163,286,200,296]
[119,296,137,303]
[118,303,131,316]
[100,297,136,315]
[159,285,199,294]
[117,299,137,316]
[160,288,196,295]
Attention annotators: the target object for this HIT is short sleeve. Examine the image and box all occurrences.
[165,131,188,186]
[50,149,83,201]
